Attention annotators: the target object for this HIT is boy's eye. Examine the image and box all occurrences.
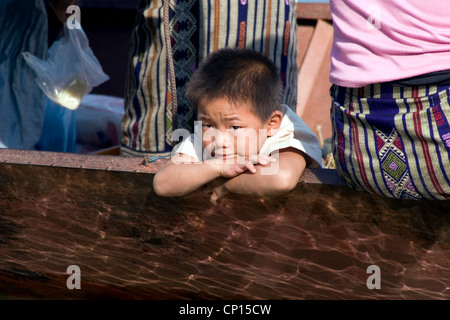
[230,126,241,130]
[202,124,213,128]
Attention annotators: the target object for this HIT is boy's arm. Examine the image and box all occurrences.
[213,147,307,199]
[153,154,271,197]
[153,155,219,197]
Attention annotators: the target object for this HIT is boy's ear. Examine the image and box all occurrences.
[266,110,283,137]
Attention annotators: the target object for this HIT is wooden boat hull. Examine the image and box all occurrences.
[0,149,449,300]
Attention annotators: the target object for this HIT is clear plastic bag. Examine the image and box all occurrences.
[22,24,109,110]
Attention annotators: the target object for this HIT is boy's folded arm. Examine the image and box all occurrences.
[153,154,220,197]
[221,148,307,197]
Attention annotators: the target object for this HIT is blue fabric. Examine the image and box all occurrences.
[0,0,15,11]
[35,98,77,153]
[0,0,47,149]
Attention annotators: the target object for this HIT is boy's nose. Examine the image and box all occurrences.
[213,130,231,149]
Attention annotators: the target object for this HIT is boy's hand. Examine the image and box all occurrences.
[215,154,276,178]
[205,154,276,204]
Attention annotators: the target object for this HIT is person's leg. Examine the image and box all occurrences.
[121,0,174,157]
[330,83,450,200]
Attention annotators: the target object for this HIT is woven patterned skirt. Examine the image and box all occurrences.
[121,0,299,157]
[331,84,450,200]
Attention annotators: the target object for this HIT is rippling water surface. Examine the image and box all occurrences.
[0,162,449,300]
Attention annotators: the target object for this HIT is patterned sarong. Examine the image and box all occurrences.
[121,0,298,157]
[331,84,450,200]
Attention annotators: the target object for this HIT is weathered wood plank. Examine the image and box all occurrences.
[1,148,449,300]
[296,23,315,69]
[296,3,332,20]
[296,20,333,141]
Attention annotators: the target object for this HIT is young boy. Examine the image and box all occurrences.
[153,48,323,202]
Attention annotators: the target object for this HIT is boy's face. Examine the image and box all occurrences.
[198,97,270,160]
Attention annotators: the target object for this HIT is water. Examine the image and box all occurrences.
[0,162,449,300]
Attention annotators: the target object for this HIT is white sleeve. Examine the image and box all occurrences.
[172,133,203,162]
[259,106,324,168]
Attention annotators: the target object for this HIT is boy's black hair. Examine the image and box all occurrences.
[186,47,284,121]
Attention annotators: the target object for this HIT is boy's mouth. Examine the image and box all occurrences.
[216,153,234,159]
[211,151,235,160]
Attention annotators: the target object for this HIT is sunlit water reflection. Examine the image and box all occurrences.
[0,164,449,300]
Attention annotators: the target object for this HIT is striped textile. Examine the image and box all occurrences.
[121,0,298,157]
[331,84,450,200]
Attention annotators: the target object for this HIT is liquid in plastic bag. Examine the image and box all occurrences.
[52,76,89,110]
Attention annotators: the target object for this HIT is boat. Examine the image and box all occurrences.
[1,148,449,300]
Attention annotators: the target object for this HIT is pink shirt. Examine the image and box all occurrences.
[329,0,450,88]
